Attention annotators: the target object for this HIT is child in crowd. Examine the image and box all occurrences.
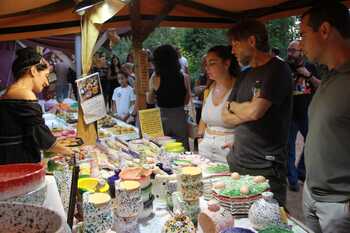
[112,71,136,123]
[122,62,136,88]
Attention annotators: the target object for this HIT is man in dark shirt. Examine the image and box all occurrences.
[222,19,293,207]
[286,40,320,192]
[300,2,350,232]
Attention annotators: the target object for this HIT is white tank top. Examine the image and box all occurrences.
[201,87,235,132]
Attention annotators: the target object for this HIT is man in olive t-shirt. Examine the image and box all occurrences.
[223,20,292,207]
[300,2,350,232]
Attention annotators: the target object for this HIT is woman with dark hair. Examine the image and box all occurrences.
[91,52,109,108]
[0,47,72,164]
[146,44,191,149]
[108,55,121,110]
[197,45,240,163]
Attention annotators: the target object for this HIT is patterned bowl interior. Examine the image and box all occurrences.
[0,202,67,233]
[220,227,255,233]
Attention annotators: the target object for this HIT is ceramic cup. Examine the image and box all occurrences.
[53,165,72,214]
[114,180,142,218]
[152,174,176,201]
[83,192,113,233]
[180,181,203,201]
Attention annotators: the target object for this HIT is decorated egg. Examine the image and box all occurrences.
[213,182,225,190]
[253,175,266,184]
[231,172,240,180]
[240,185,249,195]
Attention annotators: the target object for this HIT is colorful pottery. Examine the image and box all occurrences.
[114,180,142,218]
[162,213,196,233]
[141,183,152,203]
[220,227,255,233]
[152,174,176,201]
[179,167,203,201]
[198,200,235,233]
[113,215,139,233]
[0,202,70,233]
[53,165,72,214]
[6,180,47,206]
[248,192,281,230]
[0,163,45,201]
[119,167,152,189]
[83,192,113,233]
[139,195,154,220]
[172,192,200,225]
[78,178,109,193]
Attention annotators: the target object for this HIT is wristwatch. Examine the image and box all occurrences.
[227,102,234,114]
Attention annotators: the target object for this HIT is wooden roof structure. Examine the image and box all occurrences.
[1,0,350,42]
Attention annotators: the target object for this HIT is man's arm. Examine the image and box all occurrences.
[224,97,272,125]
[222,102,249,126]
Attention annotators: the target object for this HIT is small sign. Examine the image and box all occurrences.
[76,72,107,124]
[138,108,164,138]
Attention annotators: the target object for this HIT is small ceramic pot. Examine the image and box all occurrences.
[198,200,234,233]
[172,192,200,225]
[248,192,281,230]
[162,213,196,233]
[139,195,154,220]
[83,192,113,233]
[166,180,178,209]
[114,180,142,218]
[152,174,176,201]
[141,183,152,203]
[180,181,203,201]
[179,167,202,185]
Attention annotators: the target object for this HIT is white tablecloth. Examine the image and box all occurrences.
[44,175,66,219]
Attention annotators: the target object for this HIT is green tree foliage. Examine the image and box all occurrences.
[108,17,298,82]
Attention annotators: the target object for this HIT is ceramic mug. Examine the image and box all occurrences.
[152,174,176,201]
[82,192,113,233]
[180,181,203,201]
[114,180,142,218]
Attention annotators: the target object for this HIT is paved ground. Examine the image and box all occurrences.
[286,133,305,222]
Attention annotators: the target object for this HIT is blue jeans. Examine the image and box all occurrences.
[287,116,308,185]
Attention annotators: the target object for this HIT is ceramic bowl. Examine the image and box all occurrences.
[6,180,47,206]
[0,163,45,201]
[0,202,70,233]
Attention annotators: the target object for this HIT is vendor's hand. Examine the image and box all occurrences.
[60,146,74,156]
[221,143,233,150]
[296,67,311,78]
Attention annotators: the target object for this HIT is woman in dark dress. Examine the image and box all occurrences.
[107,55,121,111]
[0,48,72,165]
[146,44,191,150]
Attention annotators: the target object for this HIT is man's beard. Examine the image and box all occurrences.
[239,55,252,67]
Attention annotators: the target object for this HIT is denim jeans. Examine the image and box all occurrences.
[287,116,308,185]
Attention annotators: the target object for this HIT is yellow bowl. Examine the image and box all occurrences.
[164,142,183,150]
[78,177,109,193]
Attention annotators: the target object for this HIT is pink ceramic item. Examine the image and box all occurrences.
[0,163,45,201]
[198,200,235,233]
[120,167,152,189]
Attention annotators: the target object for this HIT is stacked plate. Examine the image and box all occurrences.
[213,192,262,216]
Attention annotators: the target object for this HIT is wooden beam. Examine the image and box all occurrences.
[130,0,147,110]
[178,0,234,19]
[0,0,74,19]
[139,0,179,42]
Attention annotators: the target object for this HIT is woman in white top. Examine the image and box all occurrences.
[197,45,240,163]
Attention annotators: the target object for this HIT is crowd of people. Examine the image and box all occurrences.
[0,1,349,232]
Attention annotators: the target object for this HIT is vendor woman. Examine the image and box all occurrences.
[0,47,72,165]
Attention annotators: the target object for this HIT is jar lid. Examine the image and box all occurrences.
[262,191,274,201]
[207,200,220,212]
[88,192,111,206]
[181,167,202,176]
[120,180,140,190]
